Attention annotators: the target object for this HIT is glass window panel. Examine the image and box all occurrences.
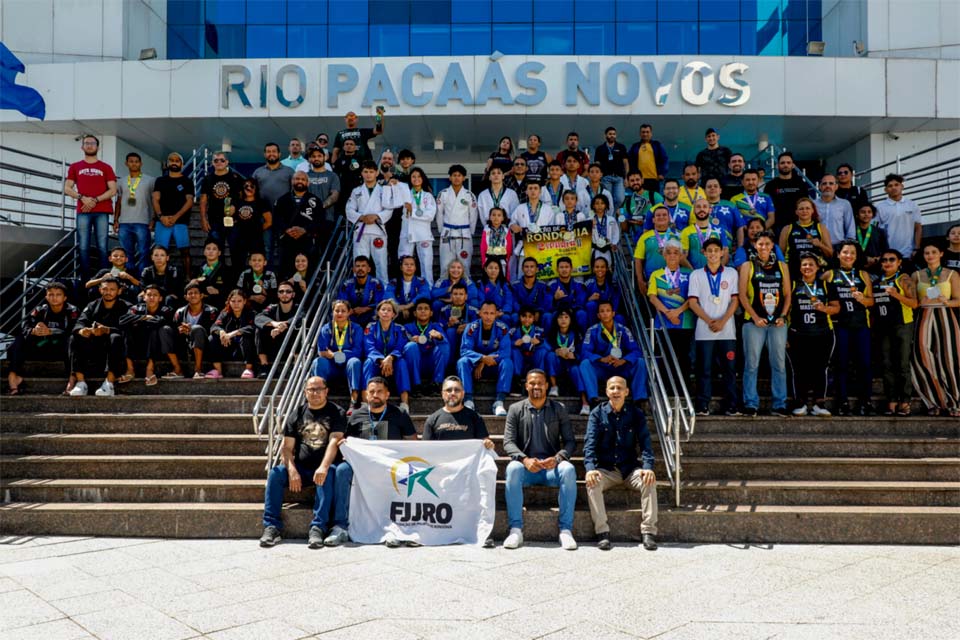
[575,0,613,22]
[699,0,740,20]
[783,0,808,20]
[453,0,491,22]
[288,0,327,23]
[657,0,696,21]
[411,24,451,55]
[247,25,286,57]
[615,22,656,54]
[743,19,783,55]
[369,24,409,56]
[204,24,245,57]
[288,25,328,57]
[328,24,369,56]
[699,21,739,55]
[168,26,204,58]
[786,19,816,55]
[205,0,246,24]
[575,22,614,55]
[657,21,698,54]
[414,1,452,24]
[492,0,531,22]
[169,0,203,25]
[369,0,410,23]
[492,23,533,54]
[451,24,491,55]
[534,23,574,54]
[534,0,573,23]
[329,0,368,24]
[615,0,655,21]
[246,0,285,24]
[753,0,783,23]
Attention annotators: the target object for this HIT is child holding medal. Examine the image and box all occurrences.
[545,309,591,416]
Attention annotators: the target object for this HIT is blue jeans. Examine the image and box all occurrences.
[76,213,110,279]
[579,359,648,401]
[262,462,335,532]
[504,460,576,531]
[695,339,738,412]
[742,322,787,410]
[332,461,353,529]
[118,223,152,274]
[601,175,625,210]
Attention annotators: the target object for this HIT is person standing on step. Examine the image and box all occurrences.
[871,249,918,417]
[397,167,436,286]
[69,277,130,397]
[436,164,479,275]
[502,369,577,550]
[6,282,79,396]
[113,152,155,275]
[580,301,647,408]
[64,134,118,281]
[152,151,194,277]
[584,376,658,551]
[260,376,347,549]
[787,254,838,417]
[346,161,392,280]
[199,151,246,261]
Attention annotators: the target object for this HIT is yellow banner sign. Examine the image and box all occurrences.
[524,221,593,281]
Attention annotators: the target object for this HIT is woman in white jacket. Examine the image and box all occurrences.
[398,167,437,286]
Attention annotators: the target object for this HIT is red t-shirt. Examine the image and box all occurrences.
[67,160,117,214]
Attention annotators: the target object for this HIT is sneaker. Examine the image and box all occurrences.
[241,368,255,379]
[696,407,710,417]
[836,403,851,416]
[770,407,790,418]
[742,407,758,417]
[192,371,205,379]
[94,381,115,397]
[482,537,496,549]
[580,404,591,416]
[307,526,325,549]
[204,369,222,379]
[792,405,809,416]
[68,381,89,397]
[597,532,612,551]
[493,401,507,417]
[548,385,559,397]
[811,404,832,417]
[323,525,349,547]
[404,540,422,547]
[259,526,281,547]
[503,528,523,549]
[559,529,577,550]
[464,399,476,410]
[384,532,401,548]
[724,408,742,417]
[399,402,410,415]
[256,367,268,380]
[641,533,658,551]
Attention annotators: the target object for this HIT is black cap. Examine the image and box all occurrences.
[705,127,718,136]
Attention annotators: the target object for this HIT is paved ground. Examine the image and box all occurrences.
[0,535,957,640]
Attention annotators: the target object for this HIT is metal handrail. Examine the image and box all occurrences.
[855,137,960,179]
[0,145,71,230]
[252,219,354,470]
[184,146,211,198]
[746,142,820,198]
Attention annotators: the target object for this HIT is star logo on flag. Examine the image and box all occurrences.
[390,456,439,498]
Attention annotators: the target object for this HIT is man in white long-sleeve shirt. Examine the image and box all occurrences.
[509,182,561,275]
[346,161,392,279]
[436,164,479,274]
[814,174,855,251]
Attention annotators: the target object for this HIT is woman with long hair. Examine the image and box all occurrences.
[363,298,413,413]
[398,167,437,285]
[313,299,364,412]
[788,253,838,416]
[779,197,833,280]
[207,289,257,379]
[544,309,590,416]
[483,136,514,184]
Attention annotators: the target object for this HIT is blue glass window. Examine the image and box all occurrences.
[369,0,410,23]
[329,0,368,24]
[369,24,410,56]
[699,21,739,54]
[169,26,204,58]
[246,0,285,24]
[453,0,491,22]
[786,19,816,55]
[657,22,698,54]
[413,1,452,24]
[615,0,655,21]
[575,0,614,22]
[534,0,573,23]
[492,24,533,54]
[615,22,656,55]
[534,23,574,54]
[287,0,328,23]
[492,0,531,23]
[451,24,491,55]
[288,25,327,57]
[205,0,246,25]
[247,25,286,57]
[657,0,696,21]
[207,24,246,56]
[783,0,809,21]
[328,24,369,55]
[742,19,782,55]
[169,0,203,25]
[411,24,451,55]
[699,0,740,21]
[575,22,614,55]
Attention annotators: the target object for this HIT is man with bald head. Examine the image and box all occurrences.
[583,376,658,551]
[274,171,322,276]
[260,376,346,549]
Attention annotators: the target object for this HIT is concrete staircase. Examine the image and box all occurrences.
[2,365,959,544]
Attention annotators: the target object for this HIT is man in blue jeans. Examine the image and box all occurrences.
[260,376,346,549]
[594,126,629,210]
[64,135,117,280]
[113,152,155,274]
[502,369,578,550]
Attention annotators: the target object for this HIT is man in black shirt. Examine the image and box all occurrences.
[695,128,733,186]
[422,376,494,448]
[594,127,629,209]
[331,108,384,163]
[324,376,417,547]
[720,153,746,201]
[332,138,364,215]
[199,151,246,249]
[254,281,299,377]
[835,163,869,212]
[152,152,194,276]
[260,376,347,548]
[7,281,78,396]
[274,172,321,276]
[69,277,130,397]
[520,134,551,184]
[763,151,812,235]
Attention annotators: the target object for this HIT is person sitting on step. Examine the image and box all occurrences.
[362,298,412,414]
[69,277,130,397]
[6,281,79,396]
[173,281,220,379]
[458,301,514,416]
[402,298,450,395]
[580,301,647,408]
[119,283,183,386]
[312,299,365,414]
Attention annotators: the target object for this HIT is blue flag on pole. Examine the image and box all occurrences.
[0,42,46,120]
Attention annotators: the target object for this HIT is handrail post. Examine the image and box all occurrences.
[896,153,902,175]
[674,396,681,508]
[20,260,29,323]
[60,158,67,230]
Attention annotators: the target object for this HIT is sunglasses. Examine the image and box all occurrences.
[880,257,898,263]
[213,158,226,163]
[244,184,255,189]
[837,170,850,175]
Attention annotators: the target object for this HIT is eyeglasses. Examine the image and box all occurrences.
[305,387,327,393]
[837,170,850,175]
[318,138,328,143]
[880,257,898,263]
[213,158,226,164]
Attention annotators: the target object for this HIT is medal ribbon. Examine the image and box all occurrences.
[926,266,942,286]
[127,175,141,197]
[857,225,873,251]
[601,324,619,349]
[333,322,348,351]
[707,268,723,299]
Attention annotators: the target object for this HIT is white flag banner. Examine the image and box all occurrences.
[340,439,497,546]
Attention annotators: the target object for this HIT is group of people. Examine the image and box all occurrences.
[260,371,658,552]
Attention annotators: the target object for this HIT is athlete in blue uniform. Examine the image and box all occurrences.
[458,301,514,416]
[338,256,384,326]
[580,301,647,403]
[312,299,364,412]
[388,255,430,322]
[402,299,450,392]
[363,299,412,413]
[512,257,552,327]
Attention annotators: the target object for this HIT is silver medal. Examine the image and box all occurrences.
[252,284,263,294]
[417,334,427,344]
[333,351,346,364]
[610,347,622,359]
[415,207,424,217]
[522,334,532,344]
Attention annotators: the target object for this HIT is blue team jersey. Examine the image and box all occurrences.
[338,277,385,309]
[387,277,430,306]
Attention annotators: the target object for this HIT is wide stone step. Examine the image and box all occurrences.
[694,416,960,438]
[678,480,960,507]
[14,377,269,396]
[681,435,960,458]
[3,433,269,456]
[0,455,270,480]
[1,502,957,544]
[682,457,960,481]
[1,413,259,434]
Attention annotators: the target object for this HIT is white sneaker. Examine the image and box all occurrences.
[503,528,523,549]
[94,381,114,397]
[384,532,401,548]
[792,405,808,416]
[548,385,559,397]
[580,404,591,416]
[68,381,88,396]
[399,402,410,414]
[559,529,577,550]
[464,399,476,410]
[811,404,832,417]
[323,525,349,547]
[493,401,507,416]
